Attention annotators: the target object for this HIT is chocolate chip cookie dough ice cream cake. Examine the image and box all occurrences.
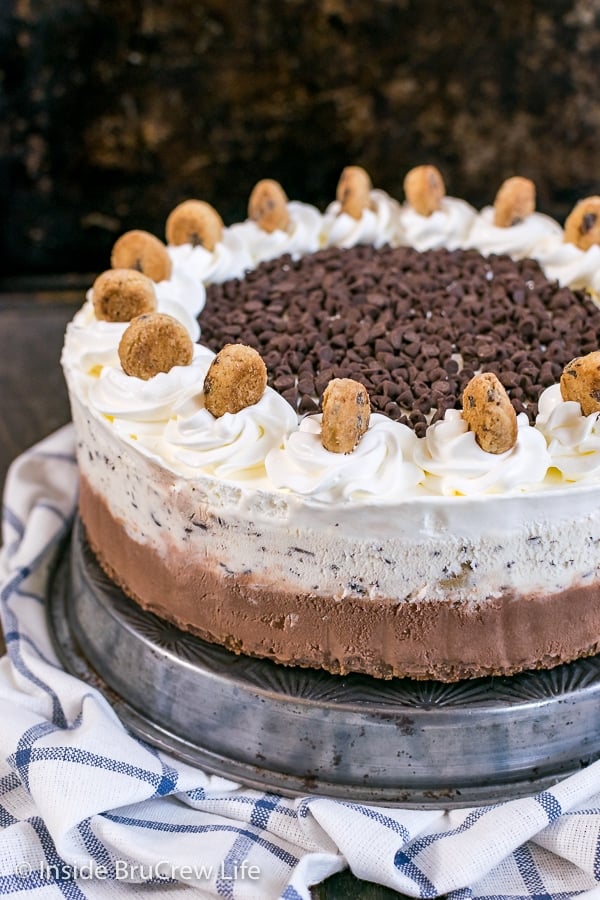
[61,167,600,681]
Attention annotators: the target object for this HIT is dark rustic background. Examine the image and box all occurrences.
[2,0,600,277]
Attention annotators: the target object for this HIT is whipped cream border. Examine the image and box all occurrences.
[62,187,600,505]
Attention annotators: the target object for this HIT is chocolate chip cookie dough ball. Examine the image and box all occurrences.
[118,312,194,379]
[564,197,600,251]
[462,372,518,454]
[248,179,290,233]
[403,165,445,216]
[493,176,536,227]
[336,166,374,219]
[203,344,268,417]
[111,230,172,283]
[166,200,224,251]
[560,351,600,415]
[92,269,157,322]
[321,377,371,453]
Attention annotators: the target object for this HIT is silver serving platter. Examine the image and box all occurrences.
[47,515,600,808]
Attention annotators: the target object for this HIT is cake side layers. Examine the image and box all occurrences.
[79,473,600,681]
[70,390,600,681]
[68,389,600,604]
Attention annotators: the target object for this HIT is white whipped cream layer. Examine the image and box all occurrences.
[65,286,202,378]
[64,310,126,376]
[160,387,298,477]
[265,413,423,502]
[414,410,551,496]
[320,189,401,249]
[463,206,563,258]
[167,229,253,284]
[62,181,600,507]
[397,197,478,251]
[155,263,207,318]
[531,236,600,294]
[536,383,600,480]
[228,202,323,264]
[65,325,298,480]
[89,346,215,423]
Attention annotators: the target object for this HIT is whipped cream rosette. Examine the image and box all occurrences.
[397,196,478,251]
[463,205,563,259]
[88,346,215,424]
[536,383,600,480]
[63,285,202,385]
[161,387,298,477]
[320,189,401,249]
[415,409,551,495]
[265,413,423,502]
[63,307,127,377]
[167,228,254,285]
[531,236,600,294]
[228,201,323,264]
[154,265,207,320]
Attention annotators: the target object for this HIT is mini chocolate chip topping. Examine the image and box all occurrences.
[200,245,600,434]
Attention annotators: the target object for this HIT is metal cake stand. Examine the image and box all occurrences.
[47,515,600,808]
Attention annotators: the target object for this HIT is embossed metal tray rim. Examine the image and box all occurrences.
[46,518,600,808]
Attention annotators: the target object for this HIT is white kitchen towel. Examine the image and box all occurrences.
[2,425,600,899]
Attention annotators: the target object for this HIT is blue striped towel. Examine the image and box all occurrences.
[2,425,600,899]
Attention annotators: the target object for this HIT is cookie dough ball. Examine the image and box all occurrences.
[248,179,290,233]
[493,176,536,227]
[321,378,370,454]
[403,165,445,217]
[165,200,224,251]
[462,372,518,454]
[203,344,268,417]
[336,166,373,219]
[560,351,600,415]
[564,197,600,251]
[92,269,157,323]
[111,230,172,283]
[118,313,194,380]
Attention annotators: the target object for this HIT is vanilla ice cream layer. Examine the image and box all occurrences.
[68,387,600,608]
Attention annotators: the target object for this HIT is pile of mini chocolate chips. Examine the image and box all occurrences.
[200,245,600,436]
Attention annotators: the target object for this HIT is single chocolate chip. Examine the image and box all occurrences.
[581,212,597,234]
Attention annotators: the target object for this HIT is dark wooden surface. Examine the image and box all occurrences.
[0,279,420,900]
[0,277,83,494]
